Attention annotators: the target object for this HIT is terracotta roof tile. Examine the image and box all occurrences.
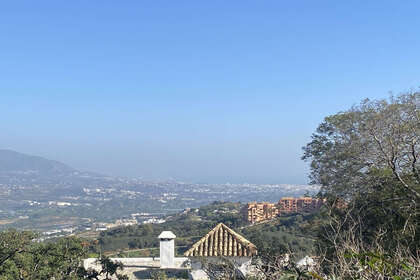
[184,223,257,257]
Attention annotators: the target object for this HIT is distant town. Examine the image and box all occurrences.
[0,176,318,239]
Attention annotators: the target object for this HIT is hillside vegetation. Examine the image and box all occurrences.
[95,201,316,258]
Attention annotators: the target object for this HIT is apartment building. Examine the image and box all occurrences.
[243,197,324,223]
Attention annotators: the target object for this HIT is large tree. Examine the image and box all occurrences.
[302,92,420,278]
[303,92,420,200]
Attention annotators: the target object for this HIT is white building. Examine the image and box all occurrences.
[84,224,257,279]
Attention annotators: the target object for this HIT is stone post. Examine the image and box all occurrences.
[158,231,176,268]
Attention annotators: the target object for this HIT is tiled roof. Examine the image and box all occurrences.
[184,223,257,257]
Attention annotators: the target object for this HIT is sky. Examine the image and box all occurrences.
[1,1,420,184]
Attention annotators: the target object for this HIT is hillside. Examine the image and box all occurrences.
[0,149,75,175]
[94,202,317,259]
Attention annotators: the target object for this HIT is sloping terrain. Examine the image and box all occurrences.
[0,149,75,174]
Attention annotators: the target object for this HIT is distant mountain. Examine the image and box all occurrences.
[0,149,76,175]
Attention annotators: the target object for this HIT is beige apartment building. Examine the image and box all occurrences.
[243,197,324,223]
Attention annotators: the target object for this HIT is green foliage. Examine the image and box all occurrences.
[0,229,35,268]
[97,202,315,259]
[302,92,420,278]
[0,231,85,280]
[344,251,417,279]
[80,256,129,280]
[241,213,318,258]
[97,202,246,255]
[0,230,128,280]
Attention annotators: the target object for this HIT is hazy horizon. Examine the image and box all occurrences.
[1,1,420,184]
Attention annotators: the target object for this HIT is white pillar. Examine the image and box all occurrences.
[158,231,176,268]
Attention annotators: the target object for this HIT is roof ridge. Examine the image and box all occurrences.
[184,223,257,257]
[218,223,254,247]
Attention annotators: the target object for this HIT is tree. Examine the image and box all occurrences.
[0,230,34,269]
[302,92,420,278]
[0,232,87,280]
[303,93,420,200]
[80,256,128,280]
[0,230,128,280]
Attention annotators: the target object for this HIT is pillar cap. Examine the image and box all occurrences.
[158,231,176,239]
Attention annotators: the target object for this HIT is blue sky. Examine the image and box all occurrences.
[1,1,420,184]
